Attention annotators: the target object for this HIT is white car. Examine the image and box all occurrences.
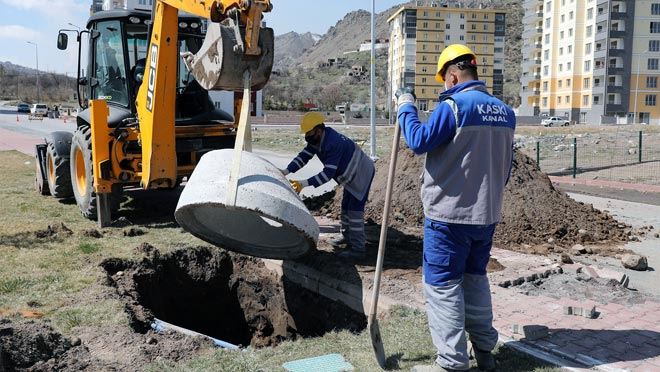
[30,104,48,116]
[542,116,570,127]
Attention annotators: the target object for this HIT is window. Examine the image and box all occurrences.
[561,14,565,23]
[483,35,488,42]
[445,12,450,18]
[483,46,488,53]
[542,97,548,107]
[568,45,572,53]
[567,79,571,86]
[484,14,489,20]
[483,23,489,31]
[543,66,549,75]
[544,49,549,60]
[460,13,465,19]
[494,47,503,53]
[559,47,563,55]
[567,62,572,70]
[587,8,593,20]
[446,24,450,29]
[545,17,551,27]
[93,20,129,106]
[472,13,477,19]
[559,63,563,72]
[423,11,428,16]
[650,40,660,52]
[593,95,600,104]
[421,77,427,83]
[460,24,465,30]
[585,43,592,54]
[645,94,657,106]
[566,96,570,103]
[583,95,589,105]
[569,28,573,37]
[435,44,441,50]
[558,80,563,88]
[445,34,451,41]
[560,31,564,39]
[648,76,658,88]
[653,4,660,15]
[472,24,477,30]
[545,34,550,44]
[459,35,464,41]
[422,22,428,28]
[421,67,427,73]
[470,35,476,41]
[584,60,591,71]
[558,96,562,104]
[435,23,440,29]
[569,11,573,19]
[583,78,590,88]
[651,22,660,33]
[586,26,593,37]
[649,58,659,70]
[543,81,548,91]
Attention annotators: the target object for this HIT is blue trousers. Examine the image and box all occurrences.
[422,218,499,370]
[339,178,372,252]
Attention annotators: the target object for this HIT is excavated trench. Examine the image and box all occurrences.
[101,246,365,348]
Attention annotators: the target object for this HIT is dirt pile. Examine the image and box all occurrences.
[101,246,365,348]
[305,148,630,252]
[0,318,100,371]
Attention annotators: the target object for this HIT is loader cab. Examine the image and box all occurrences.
[81,9,232,126]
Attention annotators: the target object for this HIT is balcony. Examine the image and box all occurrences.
[605,103,626,113]
[594,48,607,58]
[607,84,624,92]
[608,48,626,57]
[610,11,628,20]
[609,30,626,39]
[535,26,543,33]
[608,66,625,75]
[596,12,609,24]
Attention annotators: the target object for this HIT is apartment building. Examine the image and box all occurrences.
[520,0,660,125]
[388,0,506,111]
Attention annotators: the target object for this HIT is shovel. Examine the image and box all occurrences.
[368,120,401,368]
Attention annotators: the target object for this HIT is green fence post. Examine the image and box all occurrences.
[536,141,540,170]
[639,131,643,163]
[572,137,577,179]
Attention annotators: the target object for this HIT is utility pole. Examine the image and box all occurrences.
[27,41,40,102]
[370,0,376,158]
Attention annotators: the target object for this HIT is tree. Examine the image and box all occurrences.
[318,83,344,111]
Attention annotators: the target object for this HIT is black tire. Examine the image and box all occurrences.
[46,134,73,198]
[70,126,121,219]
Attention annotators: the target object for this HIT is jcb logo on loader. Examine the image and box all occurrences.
[146,44,158,112]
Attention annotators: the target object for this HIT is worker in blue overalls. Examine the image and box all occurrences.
[284,112,375,260]
[396,44,516,372]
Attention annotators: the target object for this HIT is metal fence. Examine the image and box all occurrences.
[518,129,660,186]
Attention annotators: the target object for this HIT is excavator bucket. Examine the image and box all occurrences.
[183,23,274,91]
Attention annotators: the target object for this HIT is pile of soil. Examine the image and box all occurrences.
[0,318,100,371]
[305,148,631,252]
[101,246,365,348]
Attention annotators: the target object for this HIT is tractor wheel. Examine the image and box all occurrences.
[46,133,74,198]
[70,126,121,220]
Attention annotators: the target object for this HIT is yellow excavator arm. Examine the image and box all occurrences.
[133,0,272,189]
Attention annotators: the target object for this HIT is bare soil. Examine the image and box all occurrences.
[304,148,634,256]
[100,246,366,348]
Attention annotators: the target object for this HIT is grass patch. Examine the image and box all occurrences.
[78,242,101,254]
[0,276,33,295]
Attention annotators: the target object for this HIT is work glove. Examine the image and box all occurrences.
[290,179,308,194]
[395,86,416,112]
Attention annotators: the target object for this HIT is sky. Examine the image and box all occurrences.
[0,0,405,75]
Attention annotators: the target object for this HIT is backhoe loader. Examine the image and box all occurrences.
[35,0,274,226]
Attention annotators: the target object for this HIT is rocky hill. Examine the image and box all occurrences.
[273,31,321,70]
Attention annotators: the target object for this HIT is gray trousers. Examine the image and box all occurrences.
[340,209,366,252]
[424,274,498,370]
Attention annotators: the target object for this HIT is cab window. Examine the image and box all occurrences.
[93,20,128,106]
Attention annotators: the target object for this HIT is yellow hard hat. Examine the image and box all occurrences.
[435,44,477,83]
[300,112,325,134]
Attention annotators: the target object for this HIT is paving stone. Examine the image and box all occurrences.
[522,325,549,341]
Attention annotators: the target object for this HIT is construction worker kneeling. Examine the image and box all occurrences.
[284,112,375,260]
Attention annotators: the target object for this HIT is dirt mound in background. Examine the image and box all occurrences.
[305,148,630,252]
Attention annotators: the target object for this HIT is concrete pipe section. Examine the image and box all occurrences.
[175,149,319,259]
